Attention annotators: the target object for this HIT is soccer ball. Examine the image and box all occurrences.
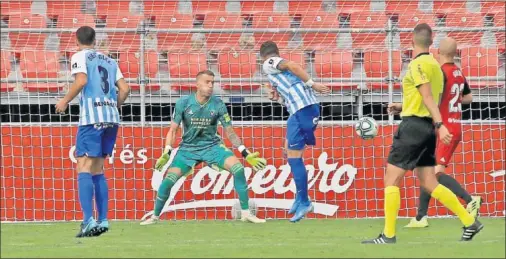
[231,200,258,219]
[355,117,378,140]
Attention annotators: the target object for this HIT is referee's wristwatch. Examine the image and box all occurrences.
[434,122,443,129]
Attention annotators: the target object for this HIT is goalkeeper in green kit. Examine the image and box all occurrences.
[141,70,267,225]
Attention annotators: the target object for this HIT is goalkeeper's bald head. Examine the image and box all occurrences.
[413,23,433,49]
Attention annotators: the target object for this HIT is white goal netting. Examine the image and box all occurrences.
[1,0,504,222]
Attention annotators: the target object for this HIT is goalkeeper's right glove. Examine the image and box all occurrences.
[238,145,267,172]
[155,146,172,171]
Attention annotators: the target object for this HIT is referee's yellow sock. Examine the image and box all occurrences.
[431,184,475,227]
[383,186,400,238]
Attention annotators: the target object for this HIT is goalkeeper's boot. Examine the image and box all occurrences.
[140,215,159,226]
[93,220,109,237]
[404,216,429,228]
[75,217,98,238]
[361,233,397,244]
[466,196,483,219]
[240,210,266,223]
[288,195,300,215]
[289,201,313,223]
[461,219,484,241]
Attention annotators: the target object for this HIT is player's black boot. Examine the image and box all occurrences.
[361,233,396,244]
[75,218,98,238]
[461,219,484,241]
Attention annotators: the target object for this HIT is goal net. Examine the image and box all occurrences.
[1,0,504,222]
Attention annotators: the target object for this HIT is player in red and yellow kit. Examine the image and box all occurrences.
[405,37,483,228]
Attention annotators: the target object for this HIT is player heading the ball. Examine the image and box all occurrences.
[55,26,130,237]
[140,70,267,225]
[404,37,482,228]
[362,24,483,244]
[260,41,330,222]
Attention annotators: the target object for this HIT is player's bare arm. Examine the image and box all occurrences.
[277,60,330,95]
[224,125,243,148]
[116,78,130,107]
[418,82,453,144]
[387,103,402,115]
[55,73,87,113]
[223,124,267,172]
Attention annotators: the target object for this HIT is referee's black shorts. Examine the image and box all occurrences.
[387,116,437,170]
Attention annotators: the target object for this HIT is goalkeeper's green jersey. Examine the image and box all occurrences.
[172,93,232,151]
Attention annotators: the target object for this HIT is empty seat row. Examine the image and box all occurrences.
[1,47,502,93]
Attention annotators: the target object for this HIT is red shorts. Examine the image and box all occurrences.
[435,132,462,166]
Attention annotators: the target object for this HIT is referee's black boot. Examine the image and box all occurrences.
[361,233,397,244]
[461,219,484,241]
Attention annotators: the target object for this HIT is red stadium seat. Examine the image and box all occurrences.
[385,0,419,14]
[168,52,207,91]
[0,1,32,18]
[482,3,505,51]
[8,14,47,52]
[96,0,131,18]
[364,50,402,90]
[252,13,291,50]
[314,51,355,90]
[460,47,502,88]
[1,50,12,79]
[241,1,275,14]
[192,1,227,15]
[118,51,160,91]
[397,12,436,48]
[433,1,466,14]
[350,12,388,50]
[445,13,484,47]
[481,1,505,15]
[280,51,305,69]
[154,14,194,52]
[203,13,244,50]
[218,52,260,91]
[300,12,340,50]
[57,14,96,53]
[143,1,178,18]
[337,0,371,14]
[288,1,322,15]
[0,83,14,92]
[106,14,143,51]
[46,0,82,18]
[19,51,63,92]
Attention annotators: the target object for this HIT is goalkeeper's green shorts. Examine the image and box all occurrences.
[169,144,235,175]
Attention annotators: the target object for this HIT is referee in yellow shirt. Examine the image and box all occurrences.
[362,23,483,244]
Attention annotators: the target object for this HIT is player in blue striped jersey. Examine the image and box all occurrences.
[55,26,130,237]
[260,41,330,222]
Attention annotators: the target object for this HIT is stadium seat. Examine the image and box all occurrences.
[363,50,402,89]
[1,50,12,79]
[8,14,47,53]
[385,0,419,14]
[460,47,502,88]
[218,52,260,91]
[203,13,244,50]
[0,1,32,18]
[396,12,436,48]
[19,51,63,92]
[96,0,132,18]
[481,1,505,15]
[349,12,388,50]
[433,1,466,14]
[46,1,82,18]
[240,1,275,14]
[56,14,96,53]
[0,83,14,92]
[314,51,355,90]
[288,1,323,15]
[280,51,305,69]
[252,13,291,50]
[118,51,160,91]
[106,14,143,51]
[445,13,484,47]
[143,1,178,18]
[337,0,371,14]
[300,12,340,50]
[154,14,194,52]
[192,1,227,15]
[168,52,207,91]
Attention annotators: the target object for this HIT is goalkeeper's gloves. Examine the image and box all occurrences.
[238,145,267,172]
[155,146,172,171]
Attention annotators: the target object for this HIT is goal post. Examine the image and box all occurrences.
[0,0,505,222]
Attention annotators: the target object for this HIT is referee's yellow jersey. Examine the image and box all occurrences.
[401,53,444,118]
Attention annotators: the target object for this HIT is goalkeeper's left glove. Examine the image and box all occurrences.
[238,145,267,172]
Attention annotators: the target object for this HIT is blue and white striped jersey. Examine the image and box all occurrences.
[71,49,123,126]
[263,57,318,115]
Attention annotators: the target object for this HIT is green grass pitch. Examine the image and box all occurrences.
[1,218,505,258]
